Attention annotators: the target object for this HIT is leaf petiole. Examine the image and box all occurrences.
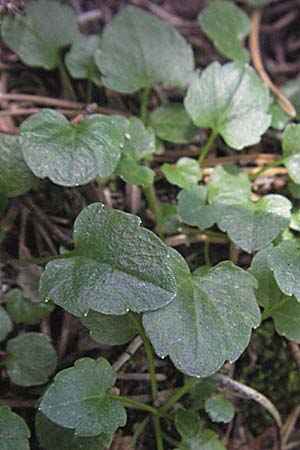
[198,129,218,166]
[249,156,286,181]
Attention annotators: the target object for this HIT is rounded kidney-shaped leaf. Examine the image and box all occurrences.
[177,185,217,229]
[4,333,56,386]
[95,5,194,93]
[0,306,12,343]
[1,0,78,70]
[40,203,176,316]
[268,240,300,302]
[162,158,202,189]
[82,311,139,346]
[204,394,235,423]
[149,103,199,144]
[174,409,201,439]
[5,288,54,325]
[65,34,102,83]
[143,250,260,377]
[39,357,126,437]
[250,246,300,342]
[184,62,271,150]
[20,109,124,187]
[0,406,30,450]
[36,413,112,450]
[0,134,36,197]
[282,124,300,184]
[199,0,251,62]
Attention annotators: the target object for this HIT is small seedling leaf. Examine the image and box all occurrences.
[149,104,199,144]
[162,158,202,189]
[0,406,30,450]
[184,62,270,150]
[39,357,127,436]
[199,0,251,62]
[204,394,235,423]
[4,333,57,386]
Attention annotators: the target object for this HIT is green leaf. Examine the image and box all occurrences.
[204,394,234,423]
[95,5,194,93]
[82,311,138,346]
[21,109,124,187]
[180,430,226,450]
[177,186,217,229]
[39,357,127,436]
[207,166,291,253]
[184,62,271,150]
[250,246,300,342]
[282,74,300,121]
[162,158,202,189]
[0,406,30,450]
[189,378,217,402]
[0,306,13,343]
[4,333,56,386]
[0,134,36,197]
[149,104,199,144]
[199,0,251,62]
[158,203,181,235]
[5,288,54,325]
[289,180,300,199]
[143,249,260,377]
[214,195,291,253]
[1,0,78,70]
[207,165,251,204]
[36,413,112,450]
[115,117,156,187]
[269,99,290,131]
[268,240,300,302]
[65,34,102,83]
[40,203,176,316]
[282,124,300,184]
[174,409,201,439]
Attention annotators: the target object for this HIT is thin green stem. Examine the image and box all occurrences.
[7,251,75,266]
[161,432,181,447]
[109,394,158,415]
[159,378,198,414]
[140,86,151,125]
[181,228,229,241]
[143,185,164,240]
[129,313,164,449]
[198,130,218,166]
[132,416,149,448]
[249,156,286,181]
[57,52,77,101]
[153,415,164,450]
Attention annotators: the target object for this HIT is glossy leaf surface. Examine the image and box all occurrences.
[21,109,124,187]
[40,204,176,316]
[39,357,126,436]
[143,249,260,377]
[95,6,194,93]
[184,62,270,150]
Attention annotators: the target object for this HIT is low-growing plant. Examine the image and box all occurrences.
[0,0,300,449]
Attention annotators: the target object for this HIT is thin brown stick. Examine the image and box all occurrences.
[0,108,79,117]
[0,93,128,116]
[249,9,296,118]
[112,336,143,372]
[213,373,282,449]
